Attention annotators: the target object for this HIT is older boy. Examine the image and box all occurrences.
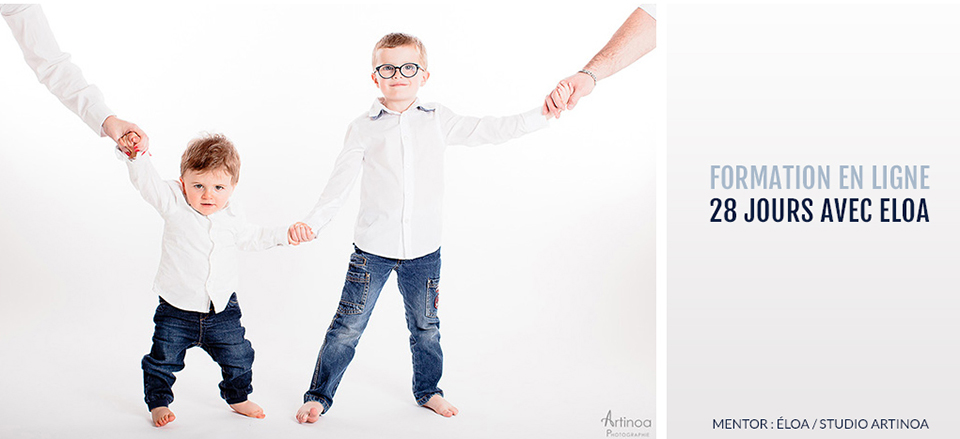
[296,33,567,423]
[121,133,314,427]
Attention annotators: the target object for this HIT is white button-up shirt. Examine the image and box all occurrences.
[2,4,113,135]
[123,152,289,313]
[304,99,549,260]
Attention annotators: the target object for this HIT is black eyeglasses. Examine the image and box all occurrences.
[375,63,423,79]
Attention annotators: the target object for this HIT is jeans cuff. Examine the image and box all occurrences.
[225,395,249,405]
[304,396,331,414]
[415,391,444,407]
[146,397,173,411]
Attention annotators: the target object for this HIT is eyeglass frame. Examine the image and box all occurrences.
[374,62,425,79]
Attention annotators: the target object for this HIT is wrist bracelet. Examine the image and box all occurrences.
[578,69,598,85]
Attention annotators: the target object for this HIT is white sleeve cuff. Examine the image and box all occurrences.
[520,106,550,132]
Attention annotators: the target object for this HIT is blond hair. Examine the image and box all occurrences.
[372,32,428,69]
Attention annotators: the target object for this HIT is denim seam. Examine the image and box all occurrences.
[197,315,205,348]
[349,254,367,268]
[338,271,370,315]
[425,277,440,319]
[314,318,337,376]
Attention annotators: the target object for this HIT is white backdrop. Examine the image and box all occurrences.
[0,2,656,439]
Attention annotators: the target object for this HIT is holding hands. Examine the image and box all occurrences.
[542,78,584,119]
[118,127,149,160]
[288,222,315,245]
[540,7,656,120]
[105,115,149,158]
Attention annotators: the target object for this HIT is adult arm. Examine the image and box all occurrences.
[542,7,657,117]
[2,4,148,152]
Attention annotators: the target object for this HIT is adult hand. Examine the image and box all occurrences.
[542,72,596,119]
[102,115,149,156]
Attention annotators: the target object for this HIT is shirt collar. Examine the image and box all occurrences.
[368,98,436,120]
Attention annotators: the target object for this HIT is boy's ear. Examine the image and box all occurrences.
[371,72,379,86]
[421,71,430,85]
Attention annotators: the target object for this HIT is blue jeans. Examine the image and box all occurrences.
[304,246,443,413]
[142,293,255,410]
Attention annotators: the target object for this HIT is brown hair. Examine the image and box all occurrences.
[372,32,427,69]
[180,133,240,184]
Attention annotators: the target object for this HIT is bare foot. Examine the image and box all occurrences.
[229,400,266,419]
[296,401,323,424]
[151,406,176,427]
[422,395,459,417]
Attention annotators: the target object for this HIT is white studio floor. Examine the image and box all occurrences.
[0,237,652,439]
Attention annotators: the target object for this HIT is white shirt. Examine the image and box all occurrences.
[123,152,289,313]
[2,4,113,135]
[304,99,549,260]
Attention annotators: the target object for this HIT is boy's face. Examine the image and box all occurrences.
[179,168,236,216]
[372,45,429,107]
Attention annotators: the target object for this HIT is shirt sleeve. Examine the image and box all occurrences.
[302,121,365,233]
[120,150,180,217]
[2,4,114,136]
[436,105,549,147]
[232,211,290,251]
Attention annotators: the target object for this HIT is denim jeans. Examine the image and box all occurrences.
[304,246,443,413]
[142,292,255,410]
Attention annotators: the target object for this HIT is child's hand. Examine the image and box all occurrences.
[119,131,148,159]
[545,82,573,120]
[288,222,315,245]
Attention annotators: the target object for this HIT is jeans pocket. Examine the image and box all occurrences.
[337,268,370,315]
[349,252,366,267]
[425,278,440,319]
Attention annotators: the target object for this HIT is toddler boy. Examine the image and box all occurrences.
[119,133,314,427]
[295,33,567,423]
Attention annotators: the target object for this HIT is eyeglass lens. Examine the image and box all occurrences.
[377,63,420,78]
